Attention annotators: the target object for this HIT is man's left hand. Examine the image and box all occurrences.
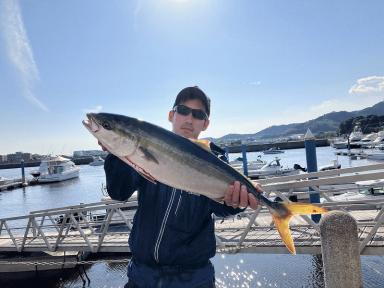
[224,181,261,210]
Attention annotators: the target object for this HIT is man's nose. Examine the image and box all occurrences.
[185,112,194,122]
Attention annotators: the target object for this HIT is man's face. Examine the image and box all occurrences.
[168,99,210,139]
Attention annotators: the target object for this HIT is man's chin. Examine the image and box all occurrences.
[179,129,194,138]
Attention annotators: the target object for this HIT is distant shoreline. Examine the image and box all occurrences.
[223,139,329,153]
[0,156,96,170]
[0,140,330,170]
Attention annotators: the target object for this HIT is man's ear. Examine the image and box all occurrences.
[168,110,174,123]
[202,119,210,131]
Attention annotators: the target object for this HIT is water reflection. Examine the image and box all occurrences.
[1,253,384,287]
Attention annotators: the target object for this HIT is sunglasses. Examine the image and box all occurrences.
[173,105,208,120]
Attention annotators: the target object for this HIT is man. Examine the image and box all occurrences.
[103,86,260,287]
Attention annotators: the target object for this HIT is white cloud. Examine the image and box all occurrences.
[282,76,384,125]
[249,81,261,86]
[83,105,103,113]
[349,76,384,94]
[209,76,384,137]
[1,0,48,111]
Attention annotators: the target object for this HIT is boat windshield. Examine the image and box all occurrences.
[358,187,384,196]
[53,166,64,174]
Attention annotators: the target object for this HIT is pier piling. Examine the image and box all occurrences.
[320,211,363,288]
[241,144,248,176]
[21,160,26,185]
[304,129,321,222]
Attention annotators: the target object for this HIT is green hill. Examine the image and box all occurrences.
[216,101,384,141]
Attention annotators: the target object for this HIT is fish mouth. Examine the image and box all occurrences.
[82,113,100,133]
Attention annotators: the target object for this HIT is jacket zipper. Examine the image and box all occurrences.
[154,188,176,263]
[174,190,183,216]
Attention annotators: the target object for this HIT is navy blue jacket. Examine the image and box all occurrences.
[104,143,242,267]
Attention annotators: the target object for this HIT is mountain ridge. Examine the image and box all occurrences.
[215,101,384,141]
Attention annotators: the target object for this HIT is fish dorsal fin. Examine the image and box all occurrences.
[190,139,211,151]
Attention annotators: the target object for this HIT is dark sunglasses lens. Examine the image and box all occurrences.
[192,110,207,120]
[176,105,191,116]
[175,105,207,120]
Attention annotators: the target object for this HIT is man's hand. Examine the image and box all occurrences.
[224,181,261,210]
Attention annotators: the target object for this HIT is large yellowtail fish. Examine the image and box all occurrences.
[83,113,327,254]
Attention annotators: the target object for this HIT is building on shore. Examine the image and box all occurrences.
[6,152,32,163]
[73,150,108,158]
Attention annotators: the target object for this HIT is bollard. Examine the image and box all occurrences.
[320,211,363,288]
[241,144,248,176]
[304,129,320,222]
[21,159,26,184]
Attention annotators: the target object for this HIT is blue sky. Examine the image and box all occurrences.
[1,0,383,155]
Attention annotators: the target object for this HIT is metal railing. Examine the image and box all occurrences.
[0,163,384,254]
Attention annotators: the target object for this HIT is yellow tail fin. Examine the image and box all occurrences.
[270,203,328,255]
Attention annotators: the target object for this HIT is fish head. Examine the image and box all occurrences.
[83,113,140,157]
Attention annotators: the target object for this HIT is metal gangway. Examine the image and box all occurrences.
[1,164,384,255]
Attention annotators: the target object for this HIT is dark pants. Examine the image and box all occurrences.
[125,259,215,288]
[124,280,215,288]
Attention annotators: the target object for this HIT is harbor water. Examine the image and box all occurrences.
[1,147,384,287]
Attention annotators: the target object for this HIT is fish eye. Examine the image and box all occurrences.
[102,121,112,130]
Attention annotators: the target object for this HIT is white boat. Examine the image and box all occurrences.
[329,179,384,202]
[366,152,384,160]
[89,156,105,166]
[358,133,378,148]
[331,140,348,149]
[372,130,384,147]
[230,156,266,171]
[0,176,11,185]
[247,158,300,179]
[31,156,80,183]
[319,160,341,171]
[349,125,363,142]
[262,147,285,154]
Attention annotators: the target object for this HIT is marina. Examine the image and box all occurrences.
[1,146,384,287]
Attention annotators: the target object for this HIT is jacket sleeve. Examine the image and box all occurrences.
[208,143,245,216]
[104,154,141,201]
[209,200,245,217]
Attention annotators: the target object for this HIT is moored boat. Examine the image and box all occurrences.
[89,156,105,166]
[30,156,80,183]
[247,158,300,179]
[262,147,285,154]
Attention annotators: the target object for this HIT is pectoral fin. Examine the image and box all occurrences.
[138,146,159,164]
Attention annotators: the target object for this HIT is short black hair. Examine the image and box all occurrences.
[173,86,211,117]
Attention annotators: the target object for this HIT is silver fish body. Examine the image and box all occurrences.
[83,112,327,254]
